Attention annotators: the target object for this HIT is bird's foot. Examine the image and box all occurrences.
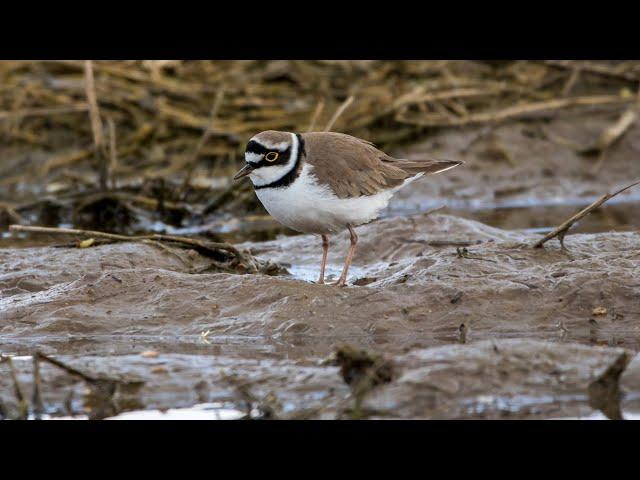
[331,277,348,287]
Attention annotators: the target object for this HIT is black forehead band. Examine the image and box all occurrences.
[246,139,289,155]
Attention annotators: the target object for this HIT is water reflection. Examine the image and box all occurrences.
[106,403,245,420]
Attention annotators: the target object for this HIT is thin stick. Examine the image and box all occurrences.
[180,87,226,195]
[8,224,244,258]
[0,103,89,121]
[11,224,137,242]
[36,352,102,384]
[589,85,640,174]
[583,106,637,156]
[396,94,633,127]
[150,233,242,256]
[307,99,325,132]
[561,66,581,96]
[324,95,354,132]
[545,60,639,83]
[533,180,640,249]
[0,355,28,419]
[107,117,118,189]
[9,225,261,271]
[32,354,45,419]
[84,60,107,191]
[84,60,104,151]
[141,239,192,267]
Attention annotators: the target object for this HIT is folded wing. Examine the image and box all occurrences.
[302,132,462,198]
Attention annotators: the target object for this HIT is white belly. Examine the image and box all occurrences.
[254,164,397,234]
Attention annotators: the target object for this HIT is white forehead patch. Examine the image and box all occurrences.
[245,152,263,164]
[251,137,290,152]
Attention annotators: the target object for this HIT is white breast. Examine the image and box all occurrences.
[255,163,402,234]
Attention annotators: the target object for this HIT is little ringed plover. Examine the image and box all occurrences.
[234,130,462,286]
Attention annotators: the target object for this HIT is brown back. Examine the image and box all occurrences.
[301,132,461,198]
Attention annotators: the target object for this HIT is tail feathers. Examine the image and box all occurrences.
[397,159,463,176]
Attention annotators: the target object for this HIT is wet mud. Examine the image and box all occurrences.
[390,108,640,214]
[1,212,639,419]
[2,104,640,420]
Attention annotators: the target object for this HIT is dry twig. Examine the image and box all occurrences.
[396,94,634,127]
[35,351,144,420]
[0,355,28,419]
[107,116,118,189]
[0,103,89,121]
[84,60,108,190]
[32,355,45,419]
[325,95,354,132]
[8,224,274,274]
[582,106,638,157]
[545,60,640,83]
[307,99,325,132]
[180,86,226,194]
[533,180,640,249]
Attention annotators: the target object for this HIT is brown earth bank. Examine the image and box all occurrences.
[1,213,639,419]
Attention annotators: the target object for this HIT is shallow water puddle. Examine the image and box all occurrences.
[390,198,640,235]
[285,264,367,283]
[463,393,589,416]
[555,412,640,420]
[26,403,245,421]
[106,403,245,420]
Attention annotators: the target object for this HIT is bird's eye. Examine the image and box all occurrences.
[265,152,279,162]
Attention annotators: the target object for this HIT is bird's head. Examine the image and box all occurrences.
[233,131,301,186]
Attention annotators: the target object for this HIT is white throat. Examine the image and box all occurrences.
[249,132,299,187]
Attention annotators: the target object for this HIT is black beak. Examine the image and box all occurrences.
[233,163,255,180]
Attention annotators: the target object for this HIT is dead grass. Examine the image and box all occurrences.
[1,60,639,228]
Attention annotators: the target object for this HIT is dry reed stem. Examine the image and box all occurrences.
[84,60,108,190]
[84,61,104,149]
[396,95,634,127]
[561,66,581,96]
[325,95,354,132]
[307,99,325,132]
[0,103,89,121]
[180,86,226,193]
[107,117,118,189]
[545,60,640,82]
[4,60,640,214]
[585,106,638,155]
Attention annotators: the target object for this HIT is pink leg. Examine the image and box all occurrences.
[318,234,329,284]
[334,225,358,287]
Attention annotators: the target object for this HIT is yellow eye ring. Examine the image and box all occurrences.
[265,151,279,162]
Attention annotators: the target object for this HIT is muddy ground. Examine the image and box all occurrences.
[1,211,640,419]
[1,105,640,419]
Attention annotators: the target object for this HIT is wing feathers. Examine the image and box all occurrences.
[301,132,461,199]
[391,159,463,176]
